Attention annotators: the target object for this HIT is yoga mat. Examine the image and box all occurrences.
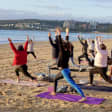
[0,79,46,87]
[36,92,105,105]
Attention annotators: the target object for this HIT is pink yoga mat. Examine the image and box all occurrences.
[36,92,105,105]
[0,79,46,87]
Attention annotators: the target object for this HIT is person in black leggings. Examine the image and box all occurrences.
[77,35,93,66]
[89,36,112,85]
[15,64,36,81]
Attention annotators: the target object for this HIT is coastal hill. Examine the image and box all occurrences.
[0,19,112,32]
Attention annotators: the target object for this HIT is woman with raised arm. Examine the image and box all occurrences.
[51,28,86,102]
[48,30,59,68]
[77,35,92,66]
[89,36,112,85]
[8,36,37,82]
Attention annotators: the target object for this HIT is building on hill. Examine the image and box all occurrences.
[63,20,76,30]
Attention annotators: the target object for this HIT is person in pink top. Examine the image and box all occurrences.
[8,36,37,82]
[89,36,112,85]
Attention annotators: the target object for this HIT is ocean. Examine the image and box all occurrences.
[0,30,112,44]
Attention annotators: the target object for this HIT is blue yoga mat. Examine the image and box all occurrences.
[36,92,105,105]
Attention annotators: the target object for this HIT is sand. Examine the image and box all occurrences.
[0,40,112,112]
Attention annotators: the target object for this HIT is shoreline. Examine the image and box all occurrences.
[1,38,112,45]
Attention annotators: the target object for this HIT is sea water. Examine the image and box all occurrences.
[0,30,112,44]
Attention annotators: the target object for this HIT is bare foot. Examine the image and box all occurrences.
[17,78,20,83]
[58,67,62,70]
[51,92,56,95]
[78,97,87,103]
[87,84,96,86]
[32,78,38,83]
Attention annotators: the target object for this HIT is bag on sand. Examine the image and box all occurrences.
[56,85,68,93]
[36,73,48,81]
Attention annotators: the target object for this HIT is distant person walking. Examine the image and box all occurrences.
[8,36,37,82]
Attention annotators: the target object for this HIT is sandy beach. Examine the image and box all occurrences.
[0,40,112,112]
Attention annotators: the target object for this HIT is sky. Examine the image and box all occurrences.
[0,0,112,23]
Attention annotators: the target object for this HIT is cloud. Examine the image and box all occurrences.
[0,9,43,20]
[0,8,72,20]
[31,3,70,11]
[91,0,112,9]
[0,8,112,23]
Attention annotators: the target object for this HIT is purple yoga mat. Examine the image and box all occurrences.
[36,92,105,105]
[0,79,46,87]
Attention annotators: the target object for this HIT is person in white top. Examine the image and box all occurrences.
[87,39,95,58]
[27,39,37,59]
[89,36,112,85]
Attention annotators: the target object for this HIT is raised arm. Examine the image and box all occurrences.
[55,31,59,45]
[87,39,91,45]
[57,29,64,52]
[8,38,17,54]
[48,32,56,47]
[77,35,84,45]
[95,36,101,52]
[65,28,69,41]
[24,35,29,51]
[98,36,103,45]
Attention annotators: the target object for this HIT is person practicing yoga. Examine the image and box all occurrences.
[77,35,93,66]
[89,36,112,85]
[48,29,59,68]
[65,28,80,68]
[87,39,95,58]
[8,36,37,82]
[51,28,86,102]
[27,39,37,59]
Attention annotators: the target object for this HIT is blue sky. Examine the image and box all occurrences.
[0,0,112,22]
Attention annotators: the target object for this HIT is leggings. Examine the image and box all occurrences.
[54,68,85,97]
[89,66,112,84]
[15,64,36,80]
[70,56,80,68]
[78,53,93,66]
[89,50,95,57]
[27,51,36,58]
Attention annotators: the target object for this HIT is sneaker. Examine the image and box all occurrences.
[73,64,80,68]
[87,66,93,70]
[79,67,83,72]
